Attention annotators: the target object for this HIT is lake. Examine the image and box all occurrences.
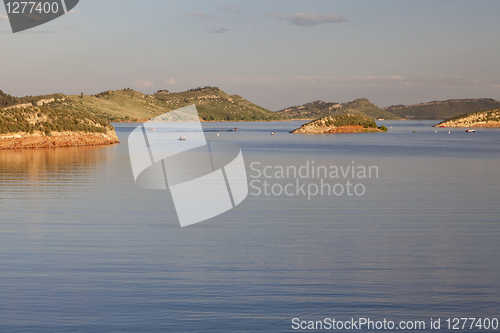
[0,120,498,332]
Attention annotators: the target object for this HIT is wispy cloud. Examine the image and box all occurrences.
[217,2,242,15]
[135,79,155,88]
[58,25,74,30]
[170,10,219,20]
[267,13,347,26]
[205,27,230,34]
[164,79,177,85]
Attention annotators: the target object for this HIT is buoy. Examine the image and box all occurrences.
[435,131,437,133]
[448,131,451,134]
[217,133,219,136]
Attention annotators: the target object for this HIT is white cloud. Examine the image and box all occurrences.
[205,27,230,34]
[135,79,155,88]
[164,79,177,85]
[217,2,242,15]
[267,13,347,26]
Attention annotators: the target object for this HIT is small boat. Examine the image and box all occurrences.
[271,132,276,135]
[148,127,156,131]
[232,128,239,131]
[178,136,186,141]
[466,128,475,133]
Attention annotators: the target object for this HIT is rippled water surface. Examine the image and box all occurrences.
[0,121,498,332]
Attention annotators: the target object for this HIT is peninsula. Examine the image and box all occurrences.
[0,91,119,149]
[433,109,500,128]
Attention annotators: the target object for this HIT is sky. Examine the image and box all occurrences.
[1,0,500,110]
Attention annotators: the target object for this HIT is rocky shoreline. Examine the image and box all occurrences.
[0,130,119,150]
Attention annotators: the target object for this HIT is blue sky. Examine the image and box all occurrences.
[1,0,500,110]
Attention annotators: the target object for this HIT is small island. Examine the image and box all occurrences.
[434,108,500,128]
[290,114,388,134]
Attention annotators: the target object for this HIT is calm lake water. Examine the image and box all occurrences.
[0,120,499,332]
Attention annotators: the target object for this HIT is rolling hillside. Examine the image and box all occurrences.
[384,98,500,120]
[2,87,283,123]
[60,87,282,122]
[277,98,400,120]
[0,94,119,149]
[434,109,500,127]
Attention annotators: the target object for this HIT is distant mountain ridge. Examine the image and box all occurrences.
[384,98,500,120]
[4,88,500,124]
[277,98,400,120]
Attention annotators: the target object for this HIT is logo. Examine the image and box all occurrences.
[3,0,79,33]
[128,105,249,227]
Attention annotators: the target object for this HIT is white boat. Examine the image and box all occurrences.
[148,127,156,131]
[178,136,186,141]
[466,128,475,133]
[271,132,275,135]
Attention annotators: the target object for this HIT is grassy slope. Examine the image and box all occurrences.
[384,98,500,120]
[277,98,400,120]
[58,87,283,122]
[434,108,500,127]
[0,105,113,135]
[153,87,282,121]
[292,114,387,133]
[0,90,65,108]
[3,87,283,123]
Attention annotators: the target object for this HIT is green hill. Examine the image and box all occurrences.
[62,87,281,122]
[2,87,284,123]
[434,108,500,128]
[277,98,400,120]
[384,98,500,120]
[0,90,65,108]
[151,87,282,121]
[0,103,113,136]
[291,114,388,134]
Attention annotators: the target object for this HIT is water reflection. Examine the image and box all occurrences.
[0,146,118,183]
